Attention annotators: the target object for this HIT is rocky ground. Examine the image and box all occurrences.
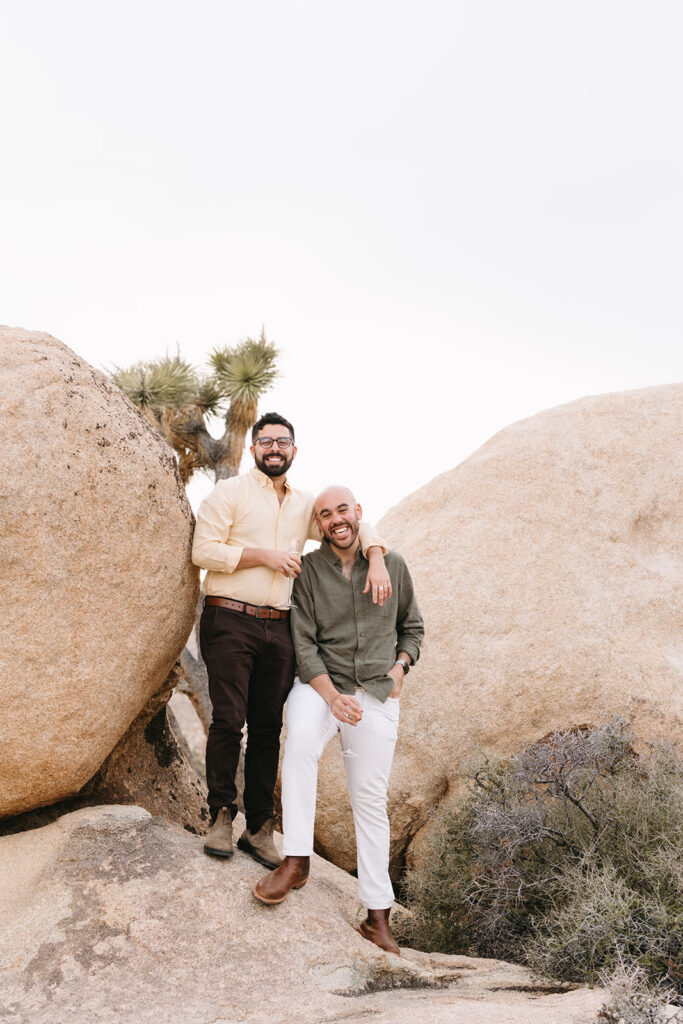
[0,806,606,1024]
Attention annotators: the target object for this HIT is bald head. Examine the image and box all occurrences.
[314,485,363,552]
[314,485,358,515]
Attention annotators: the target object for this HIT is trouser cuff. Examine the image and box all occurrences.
[209,804,238,824]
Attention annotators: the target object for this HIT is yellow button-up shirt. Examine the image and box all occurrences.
[192,467,386,609]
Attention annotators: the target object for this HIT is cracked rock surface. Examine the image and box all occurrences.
[0,806,604,1023]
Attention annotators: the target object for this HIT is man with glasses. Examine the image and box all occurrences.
[192,413,390,870]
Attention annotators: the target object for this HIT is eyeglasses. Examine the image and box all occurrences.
[255,436,293,450]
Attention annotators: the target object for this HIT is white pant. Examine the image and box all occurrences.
[281,678,399,910]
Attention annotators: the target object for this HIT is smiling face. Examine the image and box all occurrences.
[314,486,363,552]
[250,423,297,478]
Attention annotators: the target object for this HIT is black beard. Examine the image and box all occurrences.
[324,522,359,548]
[256,453,292,478]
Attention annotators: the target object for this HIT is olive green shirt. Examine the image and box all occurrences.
[291,542,424,703]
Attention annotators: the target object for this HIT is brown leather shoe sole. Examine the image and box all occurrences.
[252,875,308,905]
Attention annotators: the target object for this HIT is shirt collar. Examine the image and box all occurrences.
[250,465,292,492]
[319,538,367,567]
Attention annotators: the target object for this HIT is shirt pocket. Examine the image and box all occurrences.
[373,592,397,621]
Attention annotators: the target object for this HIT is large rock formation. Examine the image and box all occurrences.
[313,384,683,872]
[0,805,605,1024]
[80,664,208,829]
[0,328,199,818]
[0,665,208,838]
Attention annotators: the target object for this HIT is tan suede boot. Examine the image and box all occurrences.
[357,908,400,955]
[203,807,233,858]
[237,817,282,869]
[252,856,310,905]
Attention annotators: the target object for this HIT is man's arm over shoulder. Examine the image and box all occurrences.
[357,521,387,558]
[358,521,393,604]
[192,479,243,573]
[390,552,425,667]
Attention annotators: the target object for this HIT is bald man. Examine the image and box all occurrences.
[252,486,424,956]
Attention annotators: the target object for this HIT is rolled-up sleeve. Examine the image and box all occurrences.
[191,481,243,573]
[357,520,387,556]
[291,565,329,683]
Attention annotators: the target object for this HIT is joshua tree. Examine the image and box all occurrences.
[111,329,279,484]
[111,330,280,748]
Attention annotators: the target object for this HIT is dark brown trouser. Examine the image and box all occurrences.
[199,604,296,832]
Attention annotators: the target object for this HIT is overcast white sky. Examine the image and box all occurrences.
[2,0,682,523]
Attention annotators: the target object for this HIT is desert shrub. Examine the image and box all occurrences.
[398,719,682,997]
[597,960,683,1024]
[528,860,681,988]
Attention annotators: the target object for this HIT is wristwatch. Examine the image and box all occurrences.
[394,658,410,675]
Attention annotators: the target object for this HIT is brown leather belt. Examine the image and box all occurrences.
[204,596,290,621]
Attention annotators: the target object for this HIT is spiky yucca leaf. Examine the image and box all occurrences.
[112,355,199,410]
[209,334,279,405]
[194,377,225,416]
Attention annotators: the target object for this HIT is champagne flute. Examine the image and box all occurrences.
[340,728,358,758]
[283,537,301,608]
[340,698,361,758]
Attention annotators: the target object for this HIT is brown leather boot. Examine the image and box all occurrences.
[252,856,310,905]
[357,908,400,955]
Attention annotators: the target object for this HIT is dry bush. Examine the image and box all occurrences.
[398,719,682,998]
[597,959,683,1024]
